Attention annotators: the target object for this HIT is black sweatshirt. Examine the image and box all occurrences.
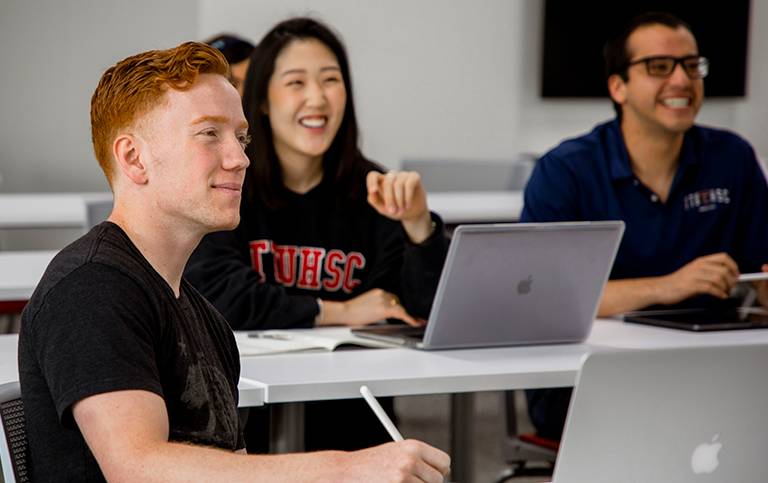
[185,173,449,330]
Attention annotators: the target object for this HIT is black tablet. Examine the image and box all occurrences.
[623,307,768,332]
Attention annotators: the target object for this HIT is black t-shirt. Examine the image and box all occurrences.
[18,222,244,482]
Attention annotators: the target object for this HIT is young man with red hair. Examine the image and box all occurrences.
[18,41,449,482]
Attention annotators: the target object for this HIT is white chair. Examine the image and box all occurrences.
[0,382,29,482]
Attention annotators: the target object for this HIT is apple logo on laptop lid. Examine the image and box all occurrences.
[517,275,533,295]
[691,434,722,475]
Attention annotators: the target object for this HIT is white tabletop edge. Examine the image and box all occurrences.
[426,191,523,223]
[0,250,58,301]
[0,192,112,229]
[262,369,578,403]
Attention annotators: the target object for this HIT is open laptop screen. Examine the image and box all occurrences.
[554,345,768,482]
[355,221,624,349]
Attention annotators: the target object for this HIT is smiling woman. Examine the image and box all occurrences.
[184,17,450,453]
[266,38,347,193]
[193,17,448,330]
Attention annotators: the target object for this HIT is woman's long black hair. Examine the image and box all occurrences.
[241,17,377,209]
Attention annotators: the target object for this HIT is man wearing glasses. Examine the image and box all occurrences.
[521,12,768,440]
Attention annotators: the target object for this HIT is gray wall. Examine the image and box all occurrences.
[1,0,766,193]
[0,0,196,193]
[201,0,768,166]
[200,0,528,168]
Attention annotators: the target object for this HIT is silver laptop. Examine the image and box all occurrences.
[554,345,768,483]
[353,221,624,350]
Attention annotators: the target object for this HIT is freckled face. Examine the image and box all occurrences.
[141,74,250,232]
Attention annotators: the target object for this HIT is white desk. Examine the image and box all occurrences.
[4,321,768,481]
[427,191,523,224]
[0,191,518,228]
[242,318,768,406]
[0,250,57,302]
[0,335,18,385]
[0,192,111,229]
[0,329,588,481]
[4,322,768,411]
[240,335,587,404]
[0,190,518,229]
[241,328,586,482]
[589,318,768,349]
[0,334,265,407]
[238,320,768,480]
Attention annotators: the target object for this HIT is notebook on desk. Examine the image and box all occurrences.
[623,307,768,332]
[553,345,768,483]
[353,221,624,350]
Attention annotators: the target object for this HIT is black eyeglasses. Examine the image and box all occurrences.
[627,55,709,79]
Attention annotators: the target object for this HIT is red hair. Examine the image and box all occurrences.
[90,41,229,185]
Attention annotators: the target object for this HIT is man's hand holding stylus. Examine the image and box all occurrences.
[338,440,451,483]
[356,385,451,482]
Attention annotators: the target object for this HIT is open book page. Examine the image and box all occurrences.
[235,327,399,356]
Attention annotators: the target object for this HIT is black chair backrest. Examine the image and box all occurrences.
[0,382,30,482]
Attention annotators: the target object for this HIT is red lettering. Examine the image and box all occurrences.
[297,247,326,290]
[250,241,366,293]
[322,250,345,292]
[342,252,366,293]
[248,240,270,282]
[272,243,298,287]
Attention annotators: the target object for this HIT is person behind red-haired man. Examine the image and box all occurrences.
[18,41,449,482]
[205,33,254,96]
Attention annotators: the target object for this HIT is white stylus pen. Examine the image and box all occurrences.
[360,385,403,441]
[738,272,768,282]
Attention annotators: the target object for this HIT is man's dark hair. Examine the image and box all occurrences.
[603,12,694,118]
[242,17,377,209]
[206,34,255,64]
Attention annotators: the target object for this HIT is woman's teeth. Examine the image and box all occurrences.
[300,117,327,128]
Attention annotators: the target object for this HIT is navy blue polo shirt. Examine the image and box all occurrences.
[522,120,768,307]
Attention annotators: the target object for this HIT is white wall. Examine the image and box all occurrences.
[0,0,197,193]
[735,0,768,166]
[201,0,768,165]
[199,0,526,167]
[1,0,766,193]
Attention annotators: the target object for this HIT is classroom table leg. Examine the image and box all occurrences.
[450,392,475,482]
[269,402,305,453]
